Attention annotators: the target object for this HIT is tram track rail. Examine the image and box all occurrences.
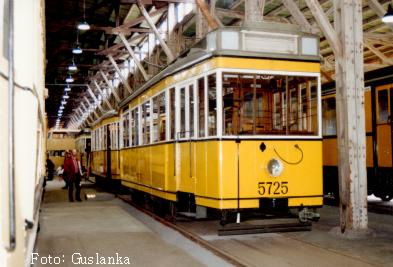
[117,195,248,267]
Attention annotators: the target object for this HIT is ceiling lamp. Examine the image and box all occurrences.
[78,21,90,31]
[77,0,90,30]
[383,4,393,23]
[65,75,74,83]
[63,95,70,99]
[61,100,67,105]
[60,106,65,110]
[68,60,78,71]
[65,85,71,92]
[72,44,82,54]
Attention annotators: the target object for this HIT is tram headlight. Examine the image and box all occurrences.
[267,159,284,177]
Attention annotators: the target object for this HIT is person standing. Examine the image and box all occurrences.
[71,149,82,202]
[46,157,55,181]
[63,150,82,202]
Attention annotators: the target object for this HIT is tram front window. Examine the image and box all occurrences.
[222,73,318,136]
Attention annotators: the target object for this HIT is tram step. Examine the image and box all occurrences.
[218,219,312,236]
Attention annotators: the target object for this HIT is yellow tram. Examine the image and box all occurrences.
[47,129,77,169]
[322,73,393,201]
[75,130,91,173]
[117,24,323,221]
[90,112,121,180]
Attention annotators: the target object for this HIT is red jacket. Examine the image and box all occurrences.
[63,156,76,181]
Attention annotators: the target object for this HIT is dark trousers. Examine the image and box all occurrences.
[68,177,81,201]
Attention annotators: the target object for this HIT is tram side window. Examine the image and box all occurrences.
[190,84,195,137]
[180,87,186,138]
[377,89,389,124]
[103,126,107,150]
[131,108,139,146]
[197,78,205,137]
[322,97,337,136]
[208,73,217,136]
[122,113,130,147]
[152,92,166,142]
[169,88,176,140]
[142,101,151,144]
[222,73,318,136]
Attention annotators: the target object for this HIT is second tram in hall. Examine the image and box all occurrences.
[116,23,322,222]
[75,130,91,174]
[91,113,121,180]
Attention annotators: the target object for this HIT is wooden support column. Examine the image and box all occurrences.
[137,0,175,63]
[87,86,106,114]
[307,0,367,232]
[108,55,133,94]
[99,70,121,103]
[195,3,209,40]
[244,0,265,24]
[195,0,220,39]
[118,34,149,81]
[93,79,114,110]
[333,0,368,231]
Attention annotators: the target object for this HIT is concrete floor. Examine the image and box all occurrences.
[34,179,232,267]
[178,207,393,267]
[35,179,393,267]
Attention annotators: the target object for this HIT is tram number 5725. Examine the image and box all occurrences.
[258,181,288,196]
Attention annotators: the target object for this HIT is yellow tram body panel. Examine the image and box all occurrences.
[322,90,375,168]
[91,115,121,179]
[120,140,323,210]
[91,150,121,179]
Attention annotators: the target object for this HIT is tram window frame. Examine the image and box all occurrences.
[221,71,320,137]
[131,107,139,147]
[208,73,217,136]
[142,101,151,145]
[169,87,176,140]
[377,88,389,124]
[322,96,337,136]
[197,77,206,138]
[121,112,131,148]
[152,91,167,143]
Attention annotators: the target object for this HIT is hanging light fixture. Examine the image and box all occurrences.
[65,75,74,83]
[383,4,393,23]
[68,59,78,71]
[63,94,70,99]
[77,0,90,30]
[65,85,71,92]
[72,44,82,54]
[72,30,83,54]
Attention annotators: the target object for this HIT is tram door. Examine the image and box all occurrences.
[176,83,196,193]
[375,85,393,198]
